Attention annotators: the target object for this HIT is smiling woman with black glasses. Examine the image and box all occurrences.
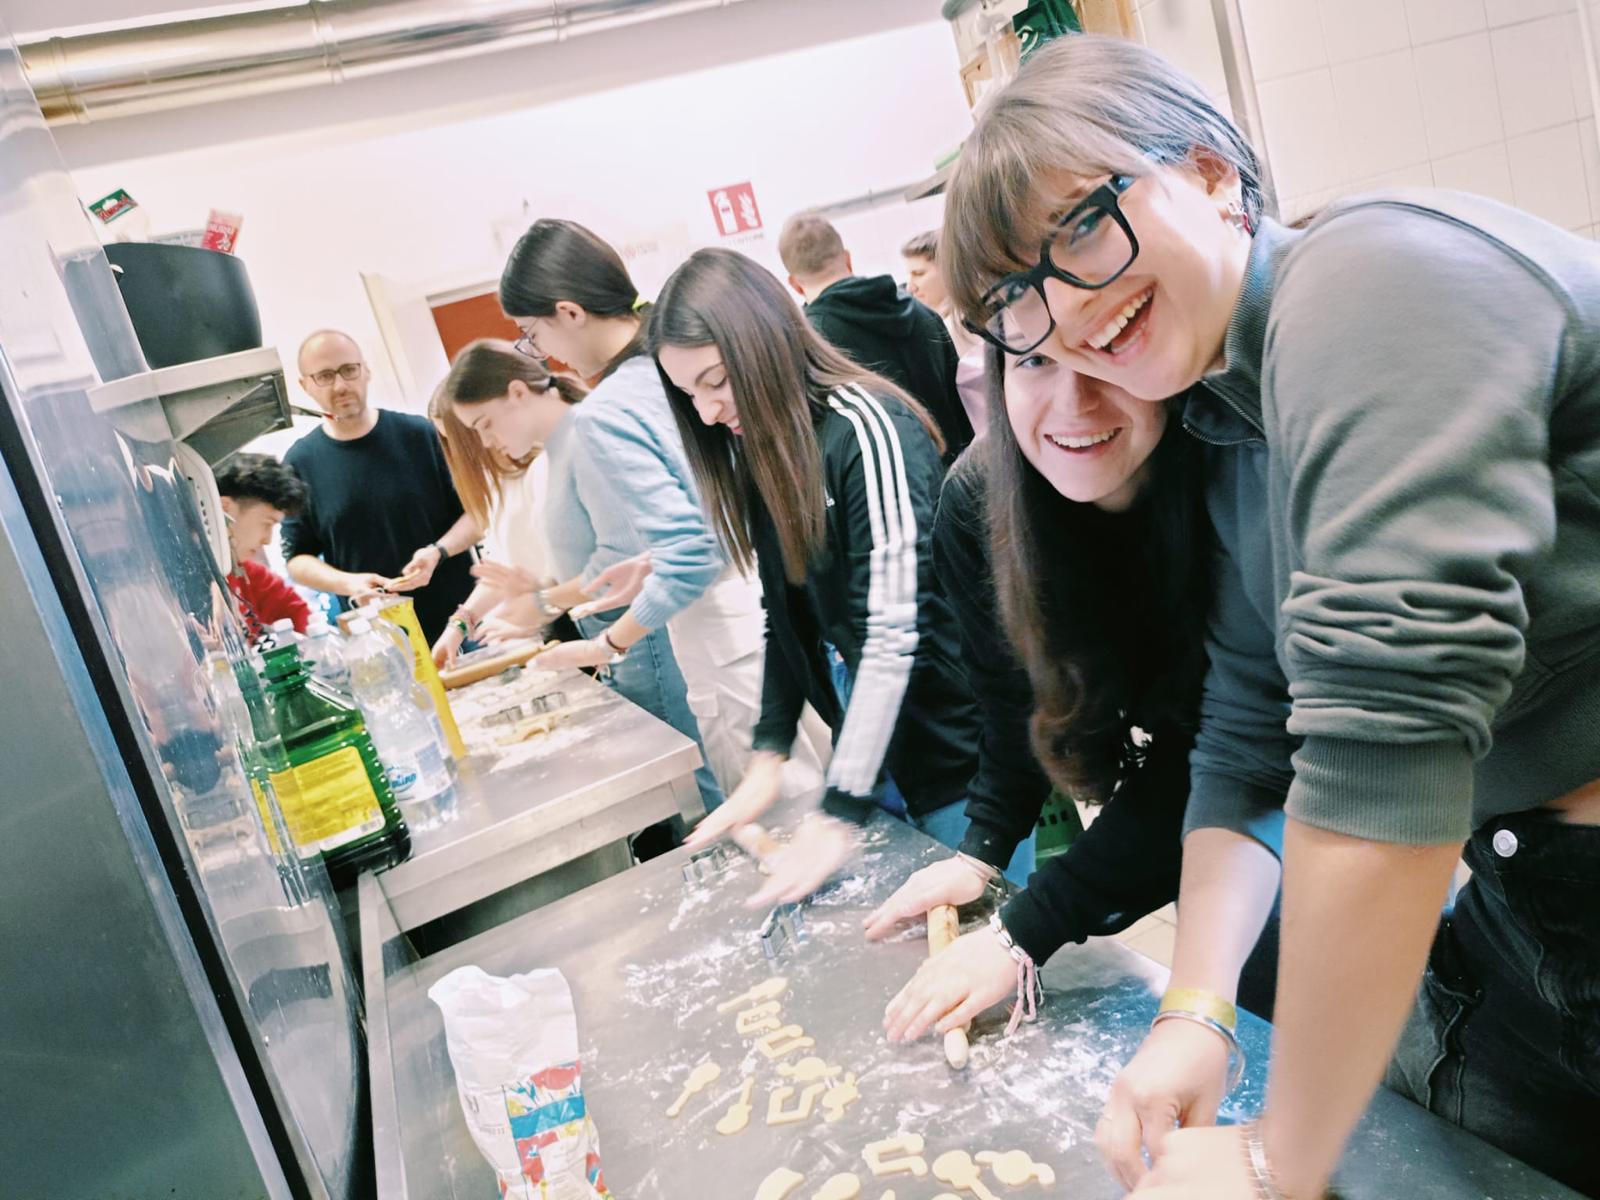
[940,32,1600,1200]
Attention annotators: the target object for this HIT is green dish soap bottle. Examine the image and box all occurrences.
[259,638,410,887]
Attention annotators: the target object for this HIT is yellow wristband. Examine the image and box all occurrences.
[1158,987,1238,1033]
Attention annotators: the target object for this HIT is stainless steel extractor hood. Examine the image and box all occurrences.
[21,0,749,125]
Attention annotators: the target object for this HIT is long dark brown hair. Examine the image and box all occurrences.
[983,350,1211,802]
[649,248,941,583]
[499,218,648,381]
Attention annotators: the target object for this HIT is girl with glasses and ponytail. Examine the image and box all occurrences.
[489,219,824,821]
[932,33,1600,1200]
[653,247,989,907]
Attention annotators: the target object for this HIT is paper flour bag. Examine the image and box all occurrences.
[429,965,612,1199]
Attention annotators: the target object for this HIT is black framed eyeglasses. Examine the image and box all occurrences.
[307,362,363,387]
[965,174,1140,355]
[512,331,542,359]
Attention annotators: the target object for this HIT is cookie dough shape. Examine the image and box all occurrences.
[974,1149,1056,1187]
[719,976,789,1013]
[716,1077,757,1136]
[863,1134,928,1179]
[820,1072,860,1123]
[777,1056,841,1084]
[812,1174,861,1200]
[737,1000,784,1035]
[930,1150,1001,1200]
[755,1167,805,1200]
[767,1082,826,1125]
[756,1024,816,1060]
[665,1061,721,1118]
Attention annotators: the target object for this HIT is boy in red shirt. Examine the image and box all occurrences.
[216,453,312,643]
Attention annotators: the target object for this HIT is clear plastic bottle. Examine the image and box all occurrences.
[356,603,456,778]
[345,617,456,832]
[300,616,352,697]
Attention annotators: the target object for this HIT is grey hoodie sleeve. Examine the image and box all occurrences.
[1265,204,1563,845]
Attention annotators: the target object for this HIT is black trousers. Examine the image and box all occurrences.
[1385,810,1600,1197]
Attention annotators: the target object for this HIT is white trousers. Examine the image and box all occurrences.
[667,570,828,806]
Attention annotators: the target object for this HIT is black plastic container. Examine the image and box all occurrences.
[104,242,262,369]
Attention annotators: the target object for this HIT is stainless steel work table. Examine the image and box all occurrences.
[370,667,704,933]
[360,816,1581,1199]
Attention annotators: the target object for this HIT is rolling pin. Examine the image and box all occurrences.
[927,903,970,1069]
[730,822,781,871]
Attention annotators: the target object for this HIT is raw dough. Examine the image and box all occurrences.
[930,1151,1001,1200]
[716,1077,756,1136]
[974,1150,1056,1187]
[812,1174,861,1200]
[665,1061,721,1118]
[863,1134,928,1179]
[494,708,571,744]
[820,1073,860,1123]
[777,1056,841,1084]
[718,976,789,1013]
[767,1082,826,1126]
[756,1025,816,1060]
[755,1167,805,1200]
[737,1000,784,1035]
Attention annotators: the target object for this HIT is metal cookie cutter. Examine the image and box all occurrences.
[526,690,567,715]
[483,703,525,727]
[682,844,730,884]
[758,901,807,961]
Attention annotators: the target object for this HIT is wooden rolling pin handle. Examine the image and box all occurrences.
[731,822,781,861]
[926,903,972,1069]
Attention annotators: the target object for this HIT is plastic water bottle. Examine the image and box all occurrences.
[345,617,455,831]
[300,616,351,697]
[357,604,456,777]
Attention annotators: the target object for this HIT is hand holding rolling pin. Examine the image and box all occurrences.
[882,923,1017,1049]
[684,750,786,850]
[861,853,998,941]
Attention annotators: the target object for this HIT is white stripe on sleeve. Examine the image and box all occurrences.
[822,387,922,798]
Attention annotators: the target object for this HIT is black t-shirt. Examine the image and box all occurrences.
[280,409,473,641]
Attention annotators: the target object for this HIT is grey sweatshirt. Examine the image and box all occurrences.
[1183,189,1600,849]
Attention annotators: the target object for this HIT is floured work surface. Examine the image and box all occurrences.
[376,816,1583,1199]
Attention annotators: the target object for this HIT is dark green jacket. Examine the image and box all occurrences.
[1185,191,1600,849]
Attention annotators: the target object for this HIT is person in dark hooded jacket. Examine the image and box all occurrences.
[777,211,972,464]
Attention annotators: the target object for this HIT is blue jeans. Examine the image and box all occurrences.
[576,612,723,811]
[1385,811,1600,1195]
[824,643,1035,887]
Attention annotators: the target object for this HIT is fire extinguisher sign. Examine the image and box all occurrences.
[707,183,762,237]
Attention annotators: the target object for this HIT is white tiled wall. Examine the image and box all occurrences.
[1169,0,1600,236]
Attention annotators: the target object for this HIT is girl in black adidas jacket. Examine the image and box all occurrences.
[652,247,981,905]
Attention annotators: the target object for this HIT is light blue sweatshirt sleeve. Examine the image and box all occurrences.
[570,382,725,631]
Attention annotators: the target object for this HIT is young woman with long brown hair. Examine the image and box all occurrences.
[426,378,567,665]
[940,33,1600,1200]
[652,247,987,907]
[493,220,825,816]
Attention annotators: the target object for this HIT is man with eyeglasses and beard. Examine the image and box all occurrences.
[281,329,479,641]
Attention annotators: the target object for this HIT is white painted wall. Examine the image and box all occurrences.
[52,0,969,453]
[1127,0,1599,237]
[1236,0,1600,232]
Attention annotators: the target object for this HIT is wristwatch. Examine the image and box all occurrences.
[431,541,450,563]
[534,587,565,620]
